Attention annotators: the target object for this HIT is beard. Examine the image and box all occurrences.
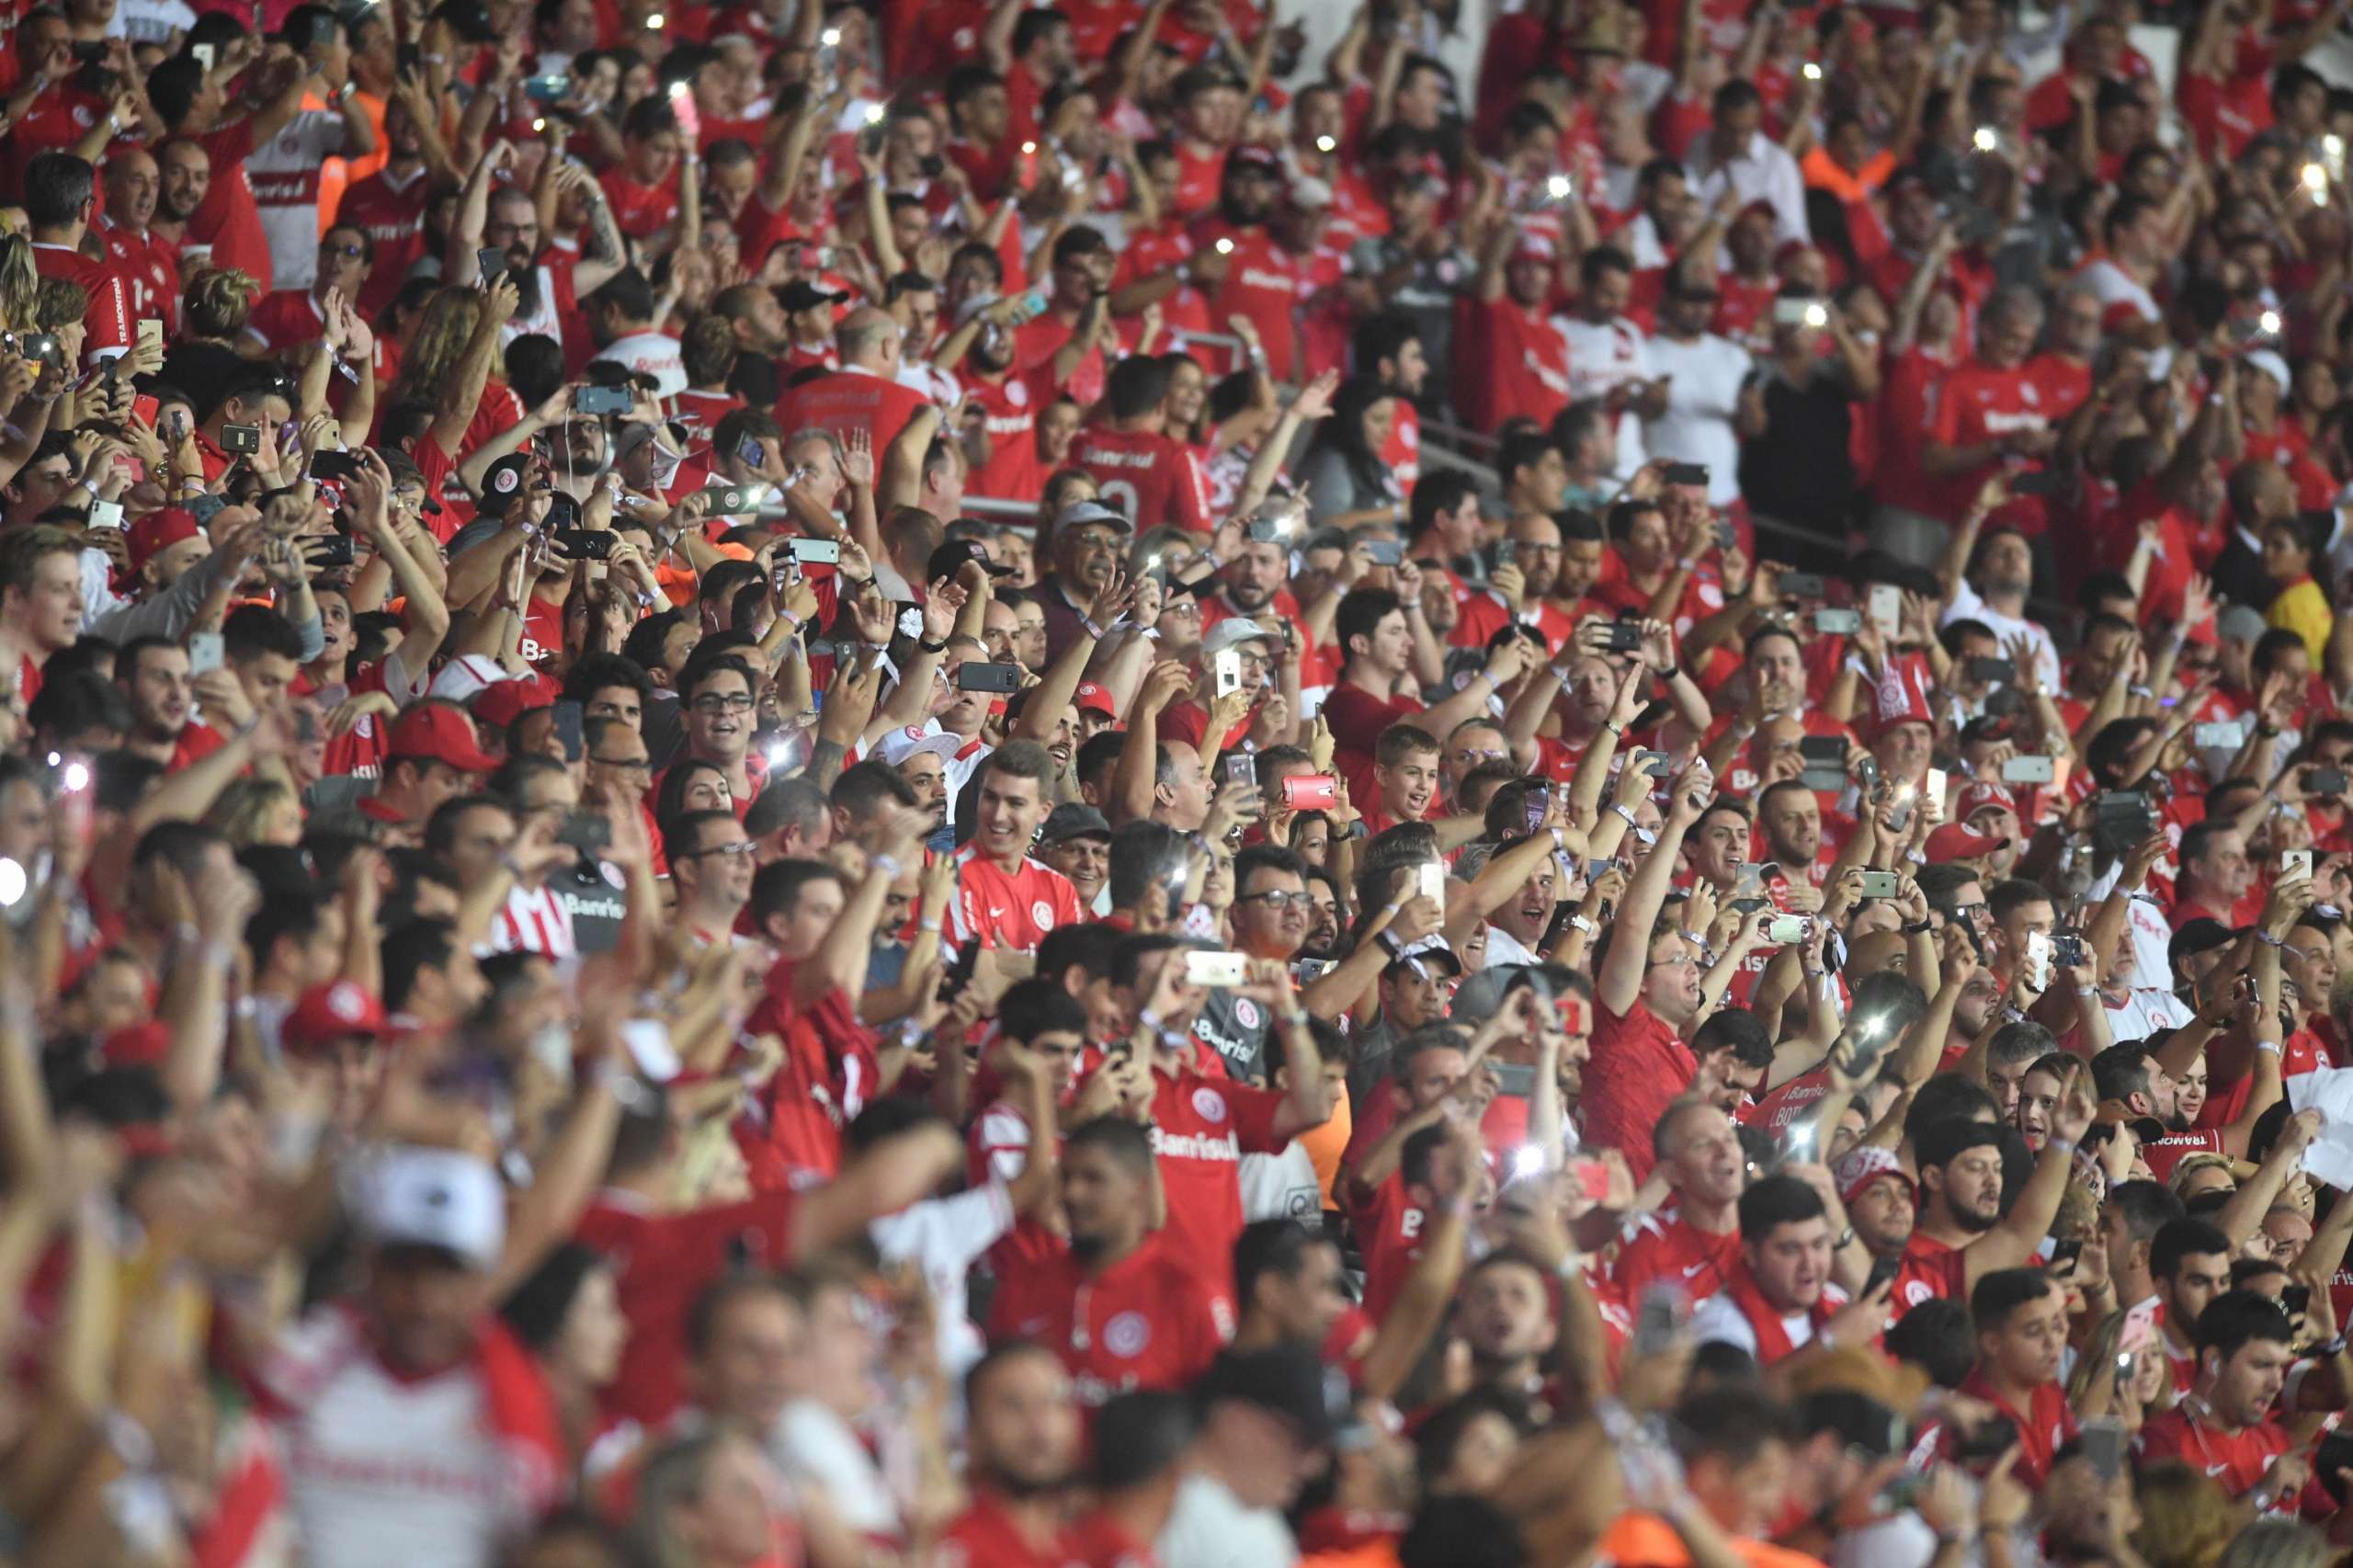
[992,1461,1073,1500]
[1952,1200,1999,1233]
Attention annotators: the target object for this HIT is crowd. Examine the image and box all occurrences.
[6,0,2353,1563]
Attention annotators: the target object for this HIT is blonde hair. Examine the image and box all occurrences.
[205,777,300,849]
[390,287,486,405]
[2132,1459,2237,1568]
[0,234,39,333]
[182,267,260,337]
[2067,1305,2176,1410]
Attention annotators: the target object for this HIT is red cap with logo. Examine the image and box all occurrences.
[1074,681,1118,717]
[283,979,390,1052]
[1925,823,2007,864]
[1955,781,2018,821]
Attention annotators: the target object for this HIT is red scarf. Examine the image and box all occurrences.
[1722,1258,1839,1364]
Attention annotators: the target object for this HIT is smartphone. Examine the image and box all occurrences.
[2195,721,2245,748]
[2080,1416,2126,1483]
[1813,608,1861,634]
[1798,736,1844,767]
[1631,749,1671,778]
[1954,1415,2020,1463]
[551,699,584,763]
[191,40,215,70]
[1222,753,1254,789]
[1859,869,1902,898]
[1772,298,1829,327]
[2052,930,2088,968]
[303,535,355,566]
[478,245,509,283]
[2286,849,2313,881]
[2002,755,2054,783]
[554,811,609,855]
[2026,930,2052,989]
[131,392,160,428]
[1495,538,1517,568]
[1711,517,1735,551]
[1214,647,1243,695]
[1185,950,1248,987]
[188,631,223,675]
[1859,584,1899,636]
[2311,767,2348,795]
[1491,1062,1537,1098]
[221,423,261,454]
[1926,766,1948,809]
[1362,539,1404,566]
[1566,1157,1611,1203]
[523,72,571,101]
[1417,860,1447,914]
[576,384,633,415]
[699,484,758,514]
[310,448,361,480]
[956,661,1022,693]
[1966,656,2016,685]
[1766,915,1811,944]
[735,435,765,470]
[1864,1254,1903,1297]
[1523,788,1547,834]
[2119,1299,2158,1354]
[135,317,162,358]
[2051,1238,2084,1271]
[1601,621,1643,653]
[1631,1281,1688,1358]
[1664,462,1708,488]
[1245,517,1288,543]
[2283,1282,2313,1318]
[1282,774,1336,810]
[1778,571,1826,600]
[787,537,841,564]
[553,529,613,561]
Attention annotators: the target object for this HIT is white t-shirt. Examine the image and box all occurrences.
[773,1399,899,1538]
[599,329,688,397]
[1557,313,1654,479]
[2104,986,2193,1045]
[1643,331,1752,506]
[1689,1288,1822,1359]
[117,0,195,43]
[1241,1144,1324,1224]
[2077,256,2161,324]
[869,1183,1014,1378]
[1159,1472,1299,1568]
[1941,577,2063,695]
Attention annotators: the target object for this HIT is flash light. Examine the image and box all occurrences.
[821,25,840,44]
[646,10,664,26]
[1802,61,1823,80]
[1513,1145,1546,1178]
[0,860,24,907]
[1314,134,1336,153]
[1216,237,1234,255]
[1972,126,1997,152]
[1546,174,1572,199]
[2261,310,2282,336]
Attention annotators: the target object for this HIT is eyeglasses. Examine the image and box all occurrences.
[588,754,651,772]
[678,839,758,859]
[1244,890,1313,911]
[691,692,755,713]
[319,241,365,259]
[1949,902,1989,920]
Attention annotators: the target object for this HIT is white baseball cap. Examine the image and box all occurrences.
[877,721,964,767]
[359,1145,506,1270]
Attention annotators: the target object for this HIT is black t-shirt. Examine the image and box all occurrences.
[556,857,627,954]
[1736,367,1858,528]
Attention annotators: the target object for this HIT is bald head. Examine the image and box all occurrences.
[104,148,158,227]
[837,307,903,372]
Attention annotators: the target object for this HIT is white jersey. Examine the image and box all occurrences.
[1557,312,1654,479]
[599,328,687,397]
[246,108,348,291]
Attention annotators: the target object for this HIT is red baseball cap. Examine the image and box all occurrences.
[1955,781,2018,820]
[126,508,200,575]
[473,678,552,732]
[283,980,390,1052]
[1926,823,2007,864]
[1074,681,1118,718]
[387,703,500,774]
[100,1020,171,1067]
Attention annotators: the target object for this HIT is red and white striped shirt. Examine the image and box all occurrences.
[485,883,576,959]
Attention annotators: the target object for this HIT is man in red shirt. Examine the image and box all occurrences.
[1924,289,2060,533]
[2170,821,2260,928]
[1209,172,1333,385]
[1321,585,1528,792]
[773,305,931,457]
[986,1116,1236,1407]
[97,149,180,335]
[576,1083,961,1426]
[1071,353,1211,532]
[1462,224,1572,434]
[1612,1098,1747,1305]
[1893,1097,2091,1321]
[1956,1268,2080,1490]
[25,152,131,368]
[952,741,1083,953]
[597,96,685,242]
[2138,1290,2313,1511]
[932,1343,1082,1567]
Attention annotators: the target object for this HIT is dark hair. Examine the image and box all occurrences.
[1063,1114,1155,1179]
[498,1242,610,1352]
[2151,1217,2232,1282]
[1735,1173,1826,1242]
[1336,587,1404,660]
[223,603,306,665]
[1968,1266,2055,1333]
[998,976,1086,1044]
[1885,1298,1976,1388]
[23,151,94,228]
[2192,1288,2292,1360]
[1233,1218,1326,1315]
[1090,1390,1198,1491]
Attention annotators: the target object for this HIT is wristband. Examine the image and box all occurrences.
[2257,1039,2284,1055]
[917,918,941,934]
[1609,803,1638,827]
[2255,930,2285,949]
[870,852,903,881]
[917,635,948,653]
[1902,919,1932,934]
[1603,718,1625,737]
[1078,615,1106,638]
[2046,1136,2077,1155]
[1836,1226,1856,1249]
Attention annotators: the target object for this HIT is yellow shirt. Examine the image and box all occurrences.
[2265,575,2332,665]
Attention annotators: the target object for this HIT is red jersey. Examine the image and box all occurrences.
[94,216,179,335]
[1319,681,1423,791]
[1929,359,2056,534]
[188,121,276,293]
[1210,230,1315,383]
[1891,1231,1972,1318]
[1070,424,1211,533]
[737,959,877,1187]
[949,846,1083,954]
[1955,1368,2078,1491]
[935,1495,1083,1568]
[31,241,131,365]
[336,162,432,316]
[1348,1171,1430,1321]
[1135,1060,1291,1290]
[773,366,928,458]
[1011,306,1107,405]
[2137,1405,2297,1507]
[963,364,1057,498]
[1583,997,1699,1183]
[574,1185,799,1426]
[984,1232,1233,1406]
[246,288,327,353]
[1460,295,1572,434]
[1612,1209,1741,1305]
[597,165,680,239]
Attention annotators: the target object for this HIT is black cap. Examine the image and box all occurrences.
[926,538,1016,582]
[1195,1346,1351,1448]
[1040,803,1111,845]
[780,281,844,312]
[476,453,534,517]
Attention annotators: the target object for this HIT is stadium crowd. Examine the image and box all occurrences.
[10,0,2353,1562]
